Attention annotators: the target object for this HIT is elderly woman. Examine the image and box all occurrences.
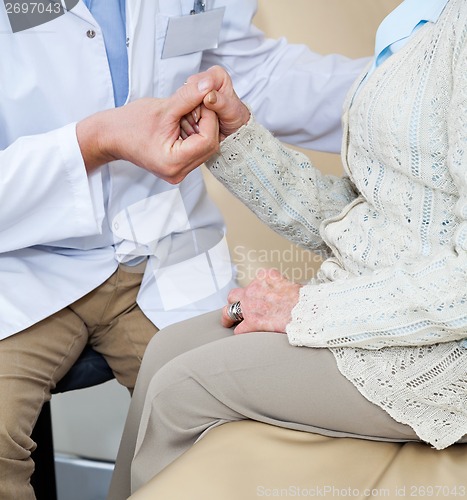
[109,0,467,497]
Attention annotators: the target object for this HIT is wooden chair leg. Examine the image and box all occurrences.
[31,401,58,500]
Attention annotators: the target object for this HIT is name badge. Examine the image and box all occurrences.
[162,7,225,59]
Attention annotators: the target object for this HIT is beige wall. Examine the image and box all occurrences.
[254,0,400,57]
[204,0,401,285]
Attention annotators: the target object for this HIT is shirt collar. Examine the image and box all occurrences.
[374,0,449,62]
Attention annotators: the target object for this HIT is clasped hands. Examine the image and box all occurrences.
[77,65,249,181]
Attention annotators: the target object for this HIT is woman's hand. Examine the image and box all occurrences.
[180,106,201,140]
[222,268,302,334]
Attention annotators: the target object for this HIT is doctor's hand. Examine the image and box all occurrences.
[181,66,251,142]
[76,83,219,183]
[221,268,302,335]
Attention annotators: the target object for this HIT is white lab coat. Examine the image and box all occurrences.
[0,0,366,339]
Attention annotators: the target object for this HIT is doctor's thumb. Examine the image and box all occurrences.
[169,80,210,119]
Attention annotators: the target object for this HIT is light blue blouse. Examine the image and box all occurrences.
[373,0,449,70]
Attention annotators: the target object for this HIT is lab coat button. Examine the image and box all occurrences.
[114,222,119,230]
[86,29,96,39]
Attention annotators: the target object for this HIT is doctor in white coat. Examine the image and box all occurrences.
[0,0,366,497]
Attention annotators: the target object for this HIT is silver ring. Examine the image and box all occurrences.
[227,301,243,322]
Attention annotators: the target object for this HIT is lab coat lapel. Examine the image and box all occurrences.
[61,0,97,26]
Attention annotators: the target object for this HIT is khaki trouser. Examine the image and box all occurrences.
[109,311,467,499]
[0,263,158,500]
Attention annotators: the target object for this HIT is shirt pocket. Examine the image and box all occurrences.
[155,0,204,97]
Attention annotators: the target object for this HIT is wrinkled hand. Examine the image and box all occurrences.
[77,83,219,183]
[181,66,250,142]
[222,268,302,335]
[180,106,201,140]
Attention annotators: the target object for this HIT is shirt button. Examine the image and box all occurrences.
[86,29,96,39]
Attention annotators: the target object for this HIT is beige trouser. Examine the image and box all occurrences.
[109,311,465,500]
[0,263,158,500]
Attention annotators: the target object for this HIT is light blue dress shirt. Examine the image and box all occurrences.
[82,0,128,107]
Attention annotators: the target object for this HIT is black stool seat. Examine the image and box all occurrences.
[54,346,114,394]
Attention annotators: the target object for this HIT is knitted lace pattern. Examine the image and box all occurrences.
[206,0,467,449]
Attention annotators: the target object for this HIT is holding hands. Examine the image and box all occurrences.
[77,65,249,182]
[181,65,251,142]
[77,81,219,181]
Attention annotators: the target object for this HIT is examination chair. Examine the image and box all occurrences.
[129,421,467,500]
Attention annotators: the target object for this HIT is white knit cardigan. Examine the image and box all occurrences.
[207,0,467,449]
